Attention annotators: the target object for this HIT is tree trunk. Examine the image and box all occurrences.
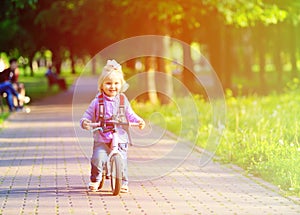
[91,57,96,75]
[28,53,35,77]
[207,24,223,88]
[182,40,196,93]
[258,48,266,87]
[243,28,254,81]
[273,25,282,84]
[70,52,76,74]
[223,25,232,89]
[290,24,298,78]
[145,56,159,104]
[257,24,266,88]
[156,36,173,104]
[52,52,62,75]
[55,60,62,75]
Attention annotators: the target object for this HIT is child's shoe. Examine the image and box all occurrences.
[88,181,100,191]
[121,184,129,193]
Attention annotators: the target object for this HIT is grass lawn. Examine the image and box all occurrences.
[0,112,9,124]
[132,78,300,198]
[18,67,78,102]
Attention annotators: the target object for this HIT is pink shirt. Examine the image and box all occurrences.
[80,93,142,143]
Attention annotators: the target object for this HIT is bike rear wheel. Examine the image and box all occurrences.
[110,154,122,195]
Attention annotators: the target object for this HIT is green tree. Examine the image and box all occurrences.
[2,0,299,93]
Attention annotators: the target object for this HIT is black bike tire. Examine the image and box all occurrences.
[110,154,122,195]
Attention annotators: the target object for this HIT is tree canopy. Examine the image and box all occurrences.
[0,0,299,91]
[1,0,293,55]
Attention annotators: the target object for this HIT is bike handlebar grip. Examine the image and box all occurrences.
[87,122,101,127]
[129,122,140,127]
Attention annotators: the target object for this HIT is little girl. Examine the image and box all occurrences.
[80,59,145,193]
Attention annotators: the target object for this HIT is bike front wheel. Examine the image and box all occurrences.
[110,154,122,195]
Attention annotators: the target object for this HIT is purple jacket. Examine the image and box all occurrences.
[80,93,143,143]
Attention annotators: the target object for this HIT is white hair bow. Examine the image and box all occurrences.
[107,59,121,70]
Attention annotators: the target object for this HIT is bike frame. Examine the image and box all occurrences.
[87,120,139,195]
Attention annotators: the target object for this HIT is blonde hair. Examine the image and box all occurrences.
[97,60,128,92]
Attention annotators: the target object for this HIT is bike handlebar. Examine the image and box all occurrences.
[86,120,138,146]
[87,121,140,128]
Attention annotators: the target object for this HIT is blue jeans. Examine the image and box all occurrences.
[90,141,128,185]
[0,81,19,111]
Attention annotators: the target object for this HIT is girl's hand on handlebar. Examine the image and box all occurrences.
[82,119,92,130]
[138,120,146,130]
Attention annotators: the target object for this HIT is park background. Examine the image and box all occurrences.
[1,0,300,197]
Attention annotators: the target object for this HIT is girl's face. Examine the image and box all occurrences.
[101,72,122,97]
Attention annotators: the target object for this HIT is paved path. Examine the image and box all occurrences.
[1,77,300,215]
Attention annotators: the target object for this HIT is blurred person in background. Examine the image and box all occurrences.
[0,58,30,111]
